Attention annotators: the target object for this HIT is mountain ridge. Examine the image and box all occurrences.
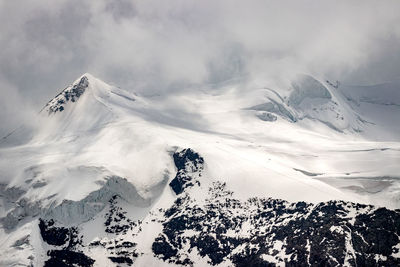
[0,73,399,266]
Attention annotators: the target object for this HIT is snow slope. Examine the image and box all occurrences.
[0,73,399,266]
[338,80,400,140]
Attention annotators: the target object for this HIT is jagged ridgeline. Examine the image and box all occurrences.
[1,73,400,266]
[43,76,89,114]
[33,149,400,266]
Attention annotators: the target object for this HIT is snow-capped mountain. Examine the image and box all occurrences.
[0,73,399,266]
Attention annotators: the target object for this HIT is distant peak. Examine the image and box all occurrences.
[42,74,91,115]
[78,72,95,82]
[74,75,89,89]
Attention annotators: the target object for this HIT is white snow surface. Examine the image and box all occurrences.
[0,73,399,266]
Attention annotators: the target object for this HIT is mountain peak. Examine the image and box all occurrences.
[40,73,138,125]
[42,73,97,115]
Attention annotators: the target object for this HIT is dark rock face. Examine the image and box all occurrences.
[169,148,204,194]
[39,219,94,266]
[108,256,134,265]
[154,180,400,266]
[39,219,71,247]
[89,195,141,266]
[105,195,139,235]
[44,250,95,267]
[45,76,89,114]
[39,195,142,266]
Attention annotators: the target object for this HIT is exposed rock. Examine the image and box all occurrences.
[104,195,139,235]
[44,250,94,267]
[169,148,204,195]
[44,76,89,114]
[12,235,30,248]
[38,217,92,266]
[153,181,400,266]
[39,219,70,246]
[108,256,134,265]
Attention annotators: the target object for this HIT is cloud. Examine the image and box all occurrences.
[0,0,400,133]
[0,74,37,137]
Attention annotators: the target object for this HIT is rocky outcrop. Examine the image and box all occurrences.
[39,218,94,267]
[169,148,204,195]
[43,76,89,114]
[152,181,400,266]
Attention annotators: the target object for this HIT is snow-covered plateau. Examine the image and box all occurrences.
[0,73,399,266]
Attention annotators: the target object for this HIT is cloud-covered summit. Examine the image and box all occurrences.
[0,0,400,135]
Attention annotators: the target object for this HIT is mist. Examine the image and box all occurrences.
[1,0,400,136]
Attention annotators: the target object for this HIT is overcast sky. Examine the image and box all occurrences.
[1,0,400,135]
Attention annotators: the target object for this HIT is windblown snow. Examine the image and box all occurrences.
[0,73,399,266]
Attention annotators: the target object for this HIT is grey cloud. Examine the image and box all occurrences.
[105,0,136,21]
[0,0,400,136]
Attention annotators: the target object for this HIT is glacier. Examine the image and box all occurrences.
[0,73,399,266]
